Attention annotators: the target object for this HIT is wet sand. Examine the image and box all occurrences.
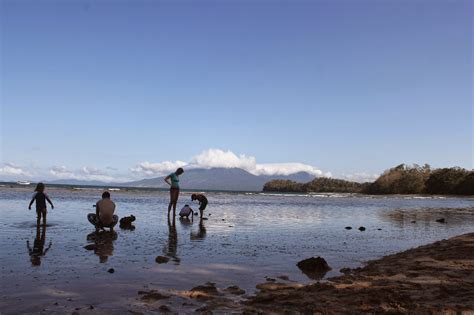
[1,187,473,314]
[136,232,474,313]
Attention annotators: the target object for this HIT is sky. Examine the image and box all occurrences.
[0,0,472,183]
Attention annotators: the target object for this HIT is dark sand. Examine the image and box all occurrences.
[136,232,474,314]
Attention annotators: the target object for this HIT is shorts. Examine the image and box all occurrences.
[36,208,47,219]
[88,213,119,228]
[199,200,208,211]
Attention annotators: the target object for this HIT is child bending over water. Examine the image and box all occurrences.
[29,183,54,225]
[179,204,194,220]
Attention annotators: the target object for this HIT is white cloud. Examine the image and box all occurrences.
[49,165,124,182]
[0,163,32,178]
[130,160,187,176]
[189,149,257,170]
[254,163,330,177]
[131,148,329,178]
[340,172,379,183]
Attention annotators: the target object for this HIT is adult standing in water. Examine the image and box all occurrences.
[164,168,184,217]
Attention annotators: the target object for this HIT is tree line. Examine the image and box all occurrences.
[263,164,474,195]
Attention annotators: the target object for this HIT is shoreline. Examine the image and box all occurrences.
[133,232,474,313]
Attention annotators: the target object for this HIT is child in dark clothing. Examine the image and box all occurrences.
[29,183,54,225]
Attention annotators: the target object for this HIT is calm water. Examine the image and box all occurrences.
[1,186,473,313]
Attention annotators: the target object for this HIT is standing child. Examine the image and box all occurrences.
[29,183,54,225]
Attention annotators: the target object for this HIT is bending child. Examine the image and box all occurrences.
[191,193,208,218]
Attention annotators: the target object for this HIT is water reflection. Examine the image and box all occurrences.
[86,230,118,263]
[164,216,180,264]
[179,217,193,229]
[27,223,52,266]
[191,218,207,241]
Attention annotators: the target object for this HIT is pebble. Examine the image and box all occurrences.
[358,226,366,231]
[108,268,115,273]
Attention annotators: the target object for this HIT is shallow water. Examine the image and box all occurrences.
[1,186,473,313]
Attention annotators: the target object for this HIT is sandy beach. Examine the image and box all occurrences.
[130,232,474,313]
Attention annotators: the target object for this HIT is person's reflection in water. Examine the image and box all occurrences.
[86,230,118,263]
[191,218,207,241]
[27,223,52,266]
[179,217,193,229]
[164,216,180,264]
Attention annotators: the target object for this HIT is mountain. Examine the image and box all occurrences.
[41,168,315,191]
[124,168,315,191]
[46,179,112,186]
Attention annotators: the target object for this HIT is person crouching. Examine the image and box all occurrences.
[88,191,118,231]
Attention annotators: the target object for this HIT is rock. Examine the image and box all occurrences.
[190,282,219,299]
[89,305,94,309]
[108,268,115,273]
[297,256,332,280]
[436,218,446,223]
[277,275,289,281]
[265,277,276,282]
[138,290,170,301]
[358,226,366,231]
[377,228,382,231]
[345,226,352,230]
[340,267,352,274]
[119,215,136,230]
[224,285,246,295]
[84,244,96,250]
[155,256,170,264]
[411,220,417,223]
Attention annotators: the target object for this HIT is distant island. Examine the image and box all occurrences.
[263,164,474,195]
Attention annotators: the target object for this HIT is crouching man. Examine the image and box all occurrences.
[88,191,118,231]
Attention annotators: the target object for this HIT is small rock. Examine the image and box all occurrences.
[155,256,170,264]
[297,256,332,280]
[89,305,94,310]
[202,218,208,220]
[377,228,382,231]
[53,302,58,306]
[358,226,366,231]
[411,220,416,223]
[345,226,352,230]
[72,312,80,315]
[436,218,446,223]
[108,268,115,273]
[265,277,276,282]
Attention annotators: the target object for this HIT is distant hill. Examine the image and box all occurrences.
[41,168,315,192]
[124,168,315,191]
[46,179,112,186]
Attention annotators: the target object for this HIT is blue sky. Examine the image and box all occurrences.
[1,0,472,182]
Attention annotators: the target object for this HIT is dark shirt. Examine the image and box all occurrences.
[32,192,49,210]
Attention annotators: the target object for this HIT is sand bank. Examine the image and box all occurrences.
[138,232,474,313]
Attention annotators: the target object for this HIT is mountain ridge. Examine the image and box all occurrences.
[47,168,315,191]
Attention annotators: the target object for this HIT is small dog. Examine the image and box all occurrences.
[119,215,136,230]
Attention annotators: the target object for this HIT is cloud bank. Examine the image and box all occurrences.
[0,149,332,182]
[131,149,330,177]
